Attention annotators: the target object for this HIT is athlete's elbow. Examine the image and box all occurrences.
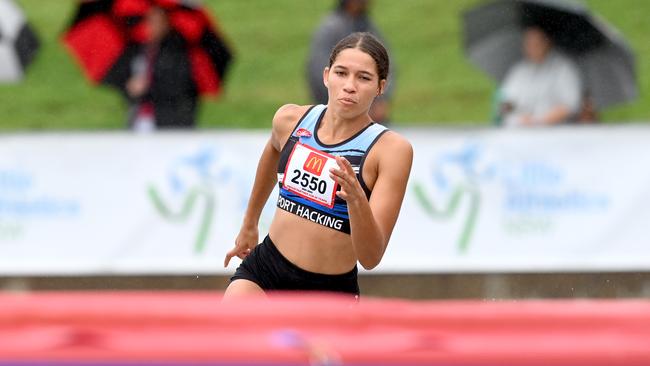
[359,255,382,270]
[355,237,387,270]
[360,261,379,270]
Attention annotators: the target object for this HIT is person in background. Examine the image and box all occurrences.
[498,26,582,127]
[126,6,198,131]
[306,0,394,124]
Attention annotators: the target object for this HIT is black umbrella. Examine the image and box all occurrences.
[462,0,637,109]
[0,0,39,82]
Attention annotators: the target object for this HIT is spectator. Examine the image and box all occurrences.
[126,6,198,131]
[498,26,582,127]
[306,0,394,123]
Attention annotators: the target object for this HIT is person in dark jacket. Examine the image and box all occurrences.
[126,6,198,131]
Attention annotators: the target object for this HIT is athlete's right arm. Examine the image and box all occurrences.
[224,104,310,267]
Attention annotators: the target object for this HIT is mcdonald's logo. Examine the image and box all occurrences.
[303,152,325,175]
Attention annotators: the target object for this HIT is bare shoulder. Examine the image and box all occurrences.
[363,130,413,188]
[375,131,413,163]
[271,104,311,132]
[270,104,312,150]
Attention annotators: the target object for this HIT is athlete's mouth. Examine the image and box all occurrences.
[338,97,357,105]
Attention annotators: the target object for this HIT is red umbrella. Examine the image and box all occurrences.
[62,0,233,96]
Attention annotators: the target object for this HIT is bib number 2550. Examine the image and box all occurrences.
[282,142,338,208]
[290,169,327,194]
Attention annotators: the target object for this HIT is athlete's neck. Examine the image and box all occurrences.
[318,109,371,144]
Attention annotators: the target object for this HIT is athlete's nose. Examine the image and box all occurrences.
[343,75,356,94]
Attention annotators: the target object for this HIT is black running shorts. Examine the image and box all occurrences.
[230,235,359,296]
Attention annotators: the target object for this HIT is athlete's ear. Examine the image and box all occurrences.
[323,67,330,88]
[377,79,386,96]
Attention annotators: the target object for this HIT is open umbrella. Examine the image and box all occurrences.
[0,0,39,82]
[462,0,637,109]
[62,0,232,96]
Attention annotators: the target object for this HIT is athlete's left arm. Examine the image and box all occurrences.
[331,132,413,270]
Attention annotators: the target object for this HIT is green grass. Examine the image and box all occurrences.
[1,0,648,130]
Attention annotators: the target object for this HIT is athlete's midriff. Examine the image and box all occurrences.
[268,208,358,275]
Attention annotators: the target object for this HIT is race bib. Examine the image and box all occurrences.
[282,142,339,208]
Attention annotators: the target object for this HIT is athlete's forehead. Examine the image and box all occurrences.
[331,48,378,76]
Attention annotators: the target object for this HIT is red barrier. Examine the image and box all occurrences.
[0,292,649,365]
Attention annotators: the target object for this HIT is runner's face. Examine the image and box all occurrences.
[324,48,385,119]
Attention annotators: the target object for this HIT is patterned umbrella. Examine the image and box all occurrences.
[0,0,39,82]
[62,0,233,96]
[462,0,637,109]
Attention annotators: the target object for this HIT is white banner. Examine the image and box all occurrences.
[0,126,649,275]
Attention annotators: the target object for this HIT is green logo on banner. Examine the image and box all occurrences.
[413,182,480,254]
[147,147,225,254]
[148,185,214,254]
[413,143,494,254]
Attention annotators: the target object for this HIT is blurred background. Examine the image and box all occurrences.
[1,0,648,130]
[1,0,649,300]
